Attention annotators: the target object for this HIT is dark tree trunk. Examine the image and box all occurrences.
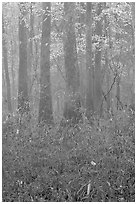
[63,2,81,125]
[18,3,29,113]
[104,3,111,112]
[28,2,34,95]
[64,3,80,94]
[28,2,34,115]
[94,3,103,115]
[39,2,53,124]
[86,2,94,119]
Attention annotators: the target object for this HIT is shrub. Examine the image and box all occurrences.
[2,108,135,201]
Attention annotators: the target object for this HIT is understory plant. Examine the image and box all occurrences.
[2,108,135,201]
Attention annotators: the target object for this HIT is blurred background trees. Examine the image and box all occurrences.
[2,2,135,124]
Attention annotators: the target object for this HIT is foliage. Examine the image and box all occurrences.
[2,2,135,202]
[2,108,134,201]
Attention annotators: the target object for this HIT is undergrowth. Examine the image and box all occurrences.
[2,108,135,201]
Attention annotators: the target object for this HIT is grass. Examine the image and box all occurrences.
[2,108,135,201]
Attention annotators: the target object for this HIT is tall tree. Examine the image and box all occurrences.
[9,4,18,114]
[2,65,7,117]
[104,3,111,112]
[94,3,103,115]
[131,3,135,61]
[10,34,16,113]
[86,2,94,119]
[28,2,34,108]
[131,2,135,108]
[39,2,53,124]
[2,15,12,114]
[63,2,81,124]
[18,3,29,113]
[115,14,122,111]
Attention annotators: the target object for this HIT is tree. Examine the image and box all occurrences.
[28,2,34,110]
[8,3,19,114]
[94,3,103,115]
[2,2,135,122]
[131,3,135,61]
[28,3,34,92]
[18,3,29,113]
[104,3,111,112]
[64,3,80,94]
[86,2,94,119]
[2,15,12,114]
[130,2,135,108]
[63,2,81,124]
[39,2,53,124]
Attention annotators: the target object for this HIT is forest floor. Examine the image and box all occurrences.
[2,109,135,201]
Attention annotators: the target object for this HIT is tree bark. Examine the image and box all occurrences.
[104,3,111,112]
[18,3,29,113]
[94,3,103,115]
[2,15,12,114]
[39,2,53,124]
[63,2,81,124]
[86,2,94,119]
[28,2,34,115]
[10,40,16,113]
[28,2,34,95]
[64,3,80,94]
[131,2,135,108]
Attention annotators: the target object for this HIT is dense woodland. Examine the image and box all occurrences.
[2,2,135,202]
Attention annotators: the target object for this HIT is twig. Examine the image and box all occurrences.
[100,72,118,114]
[52,55,66,82]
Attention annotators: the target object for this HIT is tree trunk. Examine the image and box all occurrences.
[28,2,34,116]
[10,38,16,113]
[39,2,53,124]
[115,29,121,111]
[64,3,80,94]
[63,2,81,124]
[18,3,29,113]
[131,2,135,108]
[2,67,7,119]
[94,3,103,115]
[28,2,34,96]
[86,2,94,119]
[131,3,135,59]
[10,6,19,115]
[2,15,12,114]
[104,3,111,112]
